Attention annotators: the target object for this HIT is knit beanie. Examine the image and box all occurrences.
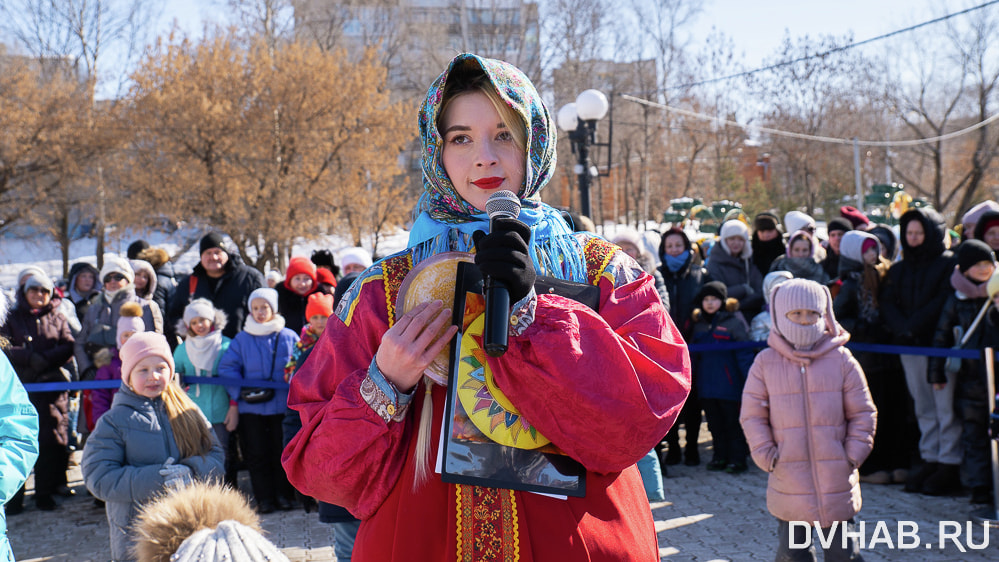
[17,266,48,288]
[697,281,727,304]
[23,271,55,293]
[827,217,853,235]
[100,256,135,284]
[315,267,337,288]
[283,257,317,292]
[170,520,290,562]
[962,200,999,228]
[839,230,880,264]
[784,211,816,235]
[754,212,780,232]
[340,247,373,271]
[183,298,217,327]
[957,239,995,273]
[116,302,146,346]
[199,232,228,257]
[120,332,174,386]
[265,270,283,286]
[772,279,834,349]
[305,292,335,320]
[248,288,279,314]
[127,239,150,260]
[840,206,870,229]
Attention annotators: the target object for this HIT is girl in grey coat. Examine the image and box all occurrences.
[82,332,223,561]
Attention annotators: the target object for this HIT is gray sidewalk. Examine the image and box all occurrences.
[8,430,997,561]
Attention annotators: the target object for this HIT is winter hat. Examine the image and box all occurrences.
[199,232,228,257]
[305,292,335,320]
[869,224,897,260]
[127,239,150,260]
[100,256,135,284]
[957,239,995,273]
[340,247,373,271]
[283,257,317,291]
[315,267,337,288]
[974,211,999,242]
[116,302,146,346]
[962,201,999,230]
[136,247,171,270]
[753,212,781,233]
[129,259,158,291]
[784,211,816,235]
[265,270,283,286]
[839,230,881,264]
[762,271,794,305]
[772,278,835,349]
[697,281,728,304]
[120,332,174,386]
[827,218,853,235]
[23,271,55,293]
[183,298,218,327]
[170,520,290,562]
[310,248,337,270]
[248,287,278,314]
[786,230,817,258]
[840,206,870,229]
[17,266,48,288]
[719,220,751,258]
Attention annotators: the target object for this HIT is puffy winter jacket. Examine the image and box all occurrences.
[0,356,39,562]
[175,336,233,424]
[1,294,75,384]
[217,326,298,416]
[75,288,162,375]
[660,254,709,340]
[689,305,754,401]
[740,331,876,528]
[706,241,764,317]
[81,383,224,561]
[880,208,955,346]
[165,262,265,344]
[927,287,989,386]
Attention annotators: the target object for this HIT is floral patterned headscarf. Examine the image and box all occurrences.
[417,53,557,222]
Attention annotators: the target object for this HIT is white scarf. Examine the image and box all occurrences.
[243,314,285,336]
[186,329,224,374]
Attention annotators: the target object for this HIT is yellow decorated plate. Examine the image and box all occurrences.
[456,314,550,449]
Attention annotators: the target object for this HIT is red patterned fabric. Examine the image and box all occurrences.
[282,236,691,561]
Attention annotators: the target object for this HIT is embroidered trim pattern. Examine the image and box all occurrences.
[583,237,618,286]
[382,253,414,328]
[359,374,408,423]
[508,292,536,337]
[457,484,520,562]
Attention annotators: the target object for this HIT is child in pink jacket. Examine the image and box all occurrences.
[740,278,876,561]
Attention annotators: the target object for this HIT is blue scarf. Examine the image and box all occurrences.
[664,250,690,273]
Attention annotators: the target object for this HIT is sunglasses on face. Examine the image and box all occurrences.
[104,273,127,283]
[26,287,51,294]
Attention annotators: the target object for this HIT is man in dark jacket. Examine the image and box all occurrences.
[165,233,265,346]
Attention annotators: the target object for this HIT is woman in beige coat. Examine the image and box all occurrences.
[741,279,876,562]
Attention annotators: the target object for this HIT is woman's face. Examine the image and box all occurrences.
[103,272,129,292]
[133,271,149,291]
[862,247,879,265]
[756,228,779,242]
[984,226,999,251]
[289,273,314,296]
[789,239,811,258]
[966,261,995,283]
[905,220,925,249]
[440,91,525,212]
[725,235,745,256]
[75,271,95,293]
[25,286,51,308]
[663,234,686,258]
[618,242,640,260]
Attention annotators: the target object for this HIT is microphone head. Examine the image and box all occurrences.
[485,190,522,220]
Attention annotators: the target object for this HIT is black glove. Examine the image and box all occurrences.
[29,352,49,374]
[472,218,536,303]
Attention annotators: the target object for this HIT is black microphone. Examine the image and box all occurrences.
[483,190,522,357]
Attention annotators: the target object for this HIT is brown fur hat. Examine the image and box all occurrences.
[136,247,172,270]
[131,481,262,562]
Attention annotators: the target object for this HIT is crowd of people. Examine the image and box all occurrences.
[1,50,998,562]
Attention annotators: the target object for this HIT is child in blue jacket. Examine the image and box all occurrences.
[218,288,298,514]
[688,281,755,473]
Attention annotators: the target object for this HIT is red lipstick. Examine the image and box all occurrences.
[472,177,504,190]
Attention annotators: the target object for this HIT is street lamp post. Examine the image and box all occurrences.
[557,89,610,219]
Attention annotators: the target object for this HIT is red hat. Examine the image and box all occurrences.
[840,206,870,229]
[284,257,317,292]
[316,267,337,287]
[306,292,335,320]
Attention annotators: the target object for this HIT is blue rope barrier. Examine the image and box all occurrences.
[19,342,987,394]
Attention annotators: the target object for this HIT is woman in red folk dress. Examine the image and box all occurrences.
[282,53,691,562]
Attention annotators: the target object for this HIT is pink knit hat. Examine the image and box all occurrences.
[120,332,175,386]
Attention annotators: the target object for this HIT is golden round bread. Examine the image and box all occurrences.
[396,251,474,384]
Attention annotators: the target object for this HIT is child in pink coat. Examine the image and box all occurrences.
[740,279,876,561]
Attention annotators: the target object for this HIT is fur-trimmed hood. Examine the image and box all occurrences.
[136,247,171,270]
[691,297,740,322]
[175,307,229,340]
